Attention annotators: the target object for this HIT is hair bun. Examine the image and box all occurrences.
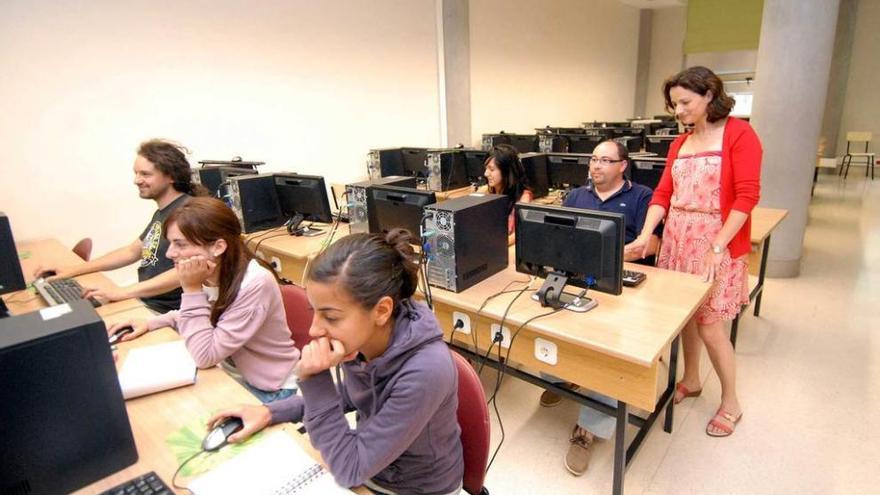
[384,228,416,260]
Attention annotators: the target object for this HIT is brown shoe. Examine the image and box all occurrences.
[539,383,576,407]
[564,426,594,476]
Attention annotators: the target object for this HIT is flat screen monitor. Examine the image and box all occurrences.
[630,157,667,190]
[515,203,624,301]
[463,150,489,183]
[274,173,333,223]
[0,300,138,494]
[520,153,550,199]
[401,148,429,177]
[367,185,437,237]
[565,134,604,154]
[0,212,26,304]
[547,154,590,188]
[230,174,286,233]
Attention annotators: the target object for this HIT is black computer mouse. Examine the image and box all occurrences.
[108,325,134,344]
[202,417,244,452]
[37,270,57,279]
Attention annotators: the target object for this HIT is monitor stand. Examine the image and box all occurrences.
[533,272,597,313]
[285,214,325,237]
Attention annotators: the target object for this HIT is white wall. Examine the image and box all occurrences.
[469,0,641,144]
[0,0,441,284]
[836,0,880,156]
[644,6,686,117]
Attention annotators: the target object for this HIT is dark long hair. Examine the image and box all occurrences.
[306,229,418,317]
[138,139,208,196]
[663,66,735,123]
[485,144,532,212]
[163,197,274,325]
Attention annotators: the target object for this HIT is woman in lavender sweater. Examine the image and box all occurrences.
[209,229,464,494]
[107,197,299,403]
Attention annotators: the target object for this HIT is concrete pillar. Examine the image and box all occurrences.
[435,0,471,147]
[633,9,653,119]
[818,0,856,158]
[750,0,840,277]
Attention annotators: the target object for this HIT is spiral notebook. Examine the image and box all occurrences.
[188,430,351,494]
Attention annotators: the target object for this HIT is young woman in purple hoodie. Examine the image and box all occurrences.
[209,229,464,494]
[107,197,300,403]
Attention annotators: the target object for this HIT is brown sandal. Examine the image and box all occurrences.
[706,408,742,437]
[673,382,702,404]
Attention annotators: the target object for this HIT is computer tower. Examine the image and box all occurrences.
[193,166,258,198]
[423,194,508,293]
[227,174,285,233]
[426,149,471,192]
[629,156,667,190]
[0,213,26,302]
[345,176,418,234]
[520,153,550,199]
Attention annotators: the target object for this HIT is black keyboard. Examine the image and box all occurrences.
[622,269,647,287]
[33,278,101,307]
[99,471,172,495]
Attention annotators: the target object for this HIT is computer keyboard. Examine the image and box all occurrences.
[98,471,172,495]
[33,278,101,307]
[622,269,647,287]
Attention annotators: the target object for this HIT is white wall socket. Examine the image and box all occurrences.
[451,312,471,334]
[534,338,558,365]
[270,256,282,273]
[490,324,512,348]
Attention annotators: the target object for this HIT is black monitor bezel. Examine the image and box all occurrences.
[273,173,334,224]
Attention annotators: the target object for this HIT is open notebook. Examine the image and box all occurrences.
[189,430,351,494]
[117,340,197,399]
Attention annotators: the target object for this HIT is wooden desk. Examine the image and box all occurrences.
[3,239,146,317]
[244,225,336,285]
[731,207,789,347]
[431,258,710,495]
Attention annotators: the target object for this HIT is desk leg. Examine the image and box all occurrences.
[613,401,628,495]
[754,236,771,317]
[812,167,818,196]
[664,335,680,432]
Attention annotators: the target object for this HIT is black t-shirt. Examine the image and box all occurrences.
[138,194,189,312]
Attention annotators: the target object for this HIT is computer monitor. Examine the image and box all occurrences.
[547,154,590,188]
[0,213,26,318]
[565,134,605,154]
[0,300,138,494]
[482,133,539,153]
[227,174,286,234]
[515,203,624,311]
[273,173,334,224]
[520,153,550,199]
[401,148,429,177]
[367,185,437,237]
[463,150,489,184]
[629,157,667,190]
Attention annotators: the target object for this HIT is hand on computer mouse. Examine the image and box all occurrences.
[107,320,149,342]
[206,405,272,444]
[31,264,65,281]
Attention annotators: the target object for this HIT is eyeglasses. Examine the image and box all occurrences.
[589,157,624,166]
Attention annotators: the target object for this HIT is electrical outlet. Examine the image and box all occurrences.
[534,338,558,365]
[270,256,282,272]
[490,324,512,348]
[452,312,471,335]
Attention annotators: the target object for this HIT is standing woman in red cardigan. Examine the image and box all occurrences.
[627,66,761,437]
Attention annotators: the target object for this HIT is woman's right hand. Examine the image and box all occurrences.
[624,233,652,260]
[106,319,149,342]
[207,405,272,443]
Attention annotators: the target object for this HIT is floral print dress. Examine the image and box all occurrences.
[657,151,749,325]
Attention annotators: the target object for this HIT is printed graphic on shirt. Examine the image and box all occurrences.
[140,220,162,268]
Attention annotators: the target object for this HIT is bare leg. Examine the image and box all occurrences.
[675,318,703,400]
[698,320,742,434]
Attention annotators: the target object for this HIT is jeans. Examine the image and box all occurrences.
[541,372,617,440]
[241,381,296,404]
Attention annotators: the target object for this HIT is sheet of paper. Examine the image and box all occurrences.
[117,340,197,399]
[188,431,351,495]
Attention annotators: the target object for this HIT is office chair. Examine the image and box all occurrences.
[840,131,875,180]
[72,238,92,261]
[279,283,313,351]
[451,350,491,495]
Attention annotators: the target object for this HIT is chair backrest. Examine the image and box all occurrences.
[451,350,490,495]
[279,284,313,351]
[846,131,872,144]
[72,238,92,261]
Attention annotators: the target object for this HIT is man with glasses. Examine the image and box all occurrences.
[545,139,662,476]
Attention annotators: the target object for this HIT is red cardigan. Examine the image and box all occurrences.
[649,117,762,259]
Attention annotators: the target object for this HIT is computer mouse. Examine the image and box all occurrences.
[202,417,244,452]
[37,270,56,279]
[108,325,134,344]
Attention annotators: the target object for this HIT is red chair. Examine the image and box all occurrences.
[72,238,92,261]
[279,284,313,351]
[451,351,490,495]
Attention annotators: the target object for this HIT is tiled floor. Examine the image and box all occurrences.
[481,173,880,494]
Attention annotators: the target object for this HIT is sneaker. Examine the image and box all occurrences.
[539,383,576,407]
[564,426,594,476]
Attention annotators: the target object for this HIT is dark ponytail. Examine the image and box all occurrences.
[307,229,419,316]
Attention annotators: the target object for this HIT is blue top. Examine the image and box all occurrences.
[563,180,660,244]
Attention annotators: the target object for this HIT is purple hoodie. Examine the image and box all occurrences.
[267,299,463,493]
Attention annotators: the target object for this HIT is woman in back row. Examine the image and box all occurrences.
[483,143,534,245]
